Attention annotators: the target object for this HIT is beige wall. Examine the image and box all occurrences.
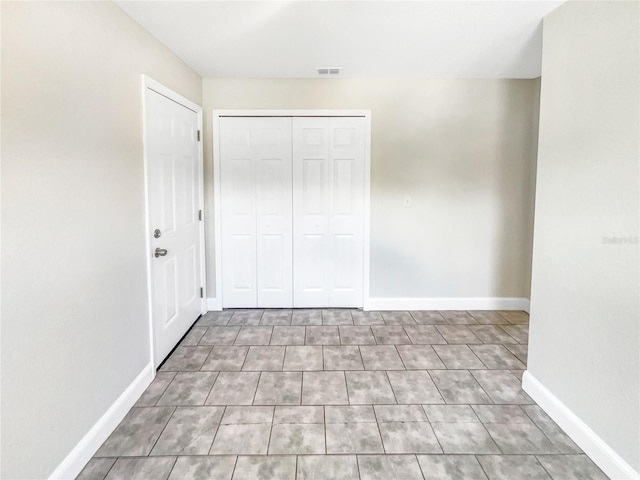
[529,1,639,473]
[203,78,540,301]
[1,2,202,478]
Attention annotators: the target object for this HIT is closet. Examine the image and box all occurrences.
[218,115,366,308]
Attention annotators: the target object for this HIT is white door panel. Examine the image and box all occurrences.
[256,142,293,307]
[293,118,331,307]
[328,117,365,306]
[220,143,257,307]
[292,117,364,307]
[220,117,293,308]
[146,89,203,367]
[220,124,257,307]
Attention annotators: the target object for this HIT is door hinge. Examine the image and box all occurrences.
[198,209,202,221]
[200,287,204,298]
[197,130,201,141]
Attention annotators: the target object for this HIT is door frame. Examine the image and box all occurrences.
[142,75,207,368]
[212,109,372,311]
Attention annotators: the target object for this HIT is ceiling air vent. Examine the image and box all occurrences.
[317,67,341,76]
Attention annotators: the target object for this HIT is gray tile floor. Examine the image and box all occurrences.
[78,309,609,480]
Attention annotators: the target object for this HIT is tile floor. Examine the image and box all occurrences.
[78,309,609,480]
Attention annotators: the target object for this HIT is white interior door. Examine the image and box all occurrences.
[293,117,365,307]
[220,117,293,308]
[145,88,204,367]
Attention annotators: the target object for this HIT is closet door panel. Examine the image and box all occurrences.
[220,117,293,308]
[293,118,330,307]
[256,119,293,307]
[328,117,365,307]
[220,119,257,307]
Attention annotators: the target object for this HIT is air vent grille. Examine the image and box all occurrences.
[317,67,341,76]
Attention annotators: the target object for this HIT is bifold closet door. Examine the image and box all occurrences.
[293,117,365,307]
[220,117,293,308]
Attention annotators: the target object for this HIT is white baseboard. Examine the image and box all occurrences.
[365,297,530,313]
[205,296,530,313]
[49,363,155,480]
[522,371,640,480]
[207,297,222,311]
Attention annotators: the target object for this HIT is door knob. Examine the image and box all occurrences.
[154,248,168,258]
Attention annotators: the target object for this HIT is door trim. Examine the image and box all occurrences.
[212,109,372,310]
[142,75,206,368]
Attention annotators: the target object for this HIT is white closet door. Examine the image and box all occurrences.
[220,118,257,307]
[255,120,293,307]
[328,117,365,306]
[292,118,331,307]
[293,117,365,307]
[220,117,292,308]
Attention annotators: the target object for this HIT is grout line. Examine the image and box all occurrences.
[428,418,446,455]
[468,370,497,405]
[322,406,328,454]
[228,326,241,345]
[203,371,221,404]
[424,369,447,405]
[393,345,408,371]
[465,345,490,370]
[342,370,351,406]
[206,414,222,455]
[484,420,507,455]
[383,370,400,405]
[474,454,493,480]
[298,370,304,407]
[263,325,274,345]
[403,325,416,345]
[235,346,251,372]
[265,407,275,455]
[356,346,367,372]
[250,372,262,406]
[98,458,118,480]
[146,406,177,455]
[370,404,384,454]
[303,326,309,346]
[355,454,363,479]
[230,454,240,479]
[278,345,286,372]
[413,453,427,480]
[429,344,450,370]
[522,406,574,454]
[162,456,179,480]
[149,372,177,407]
[283,345,291,372]
[371,326,380,345]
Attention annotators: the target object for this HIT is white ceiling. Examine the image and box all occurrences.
[116,1,564,79]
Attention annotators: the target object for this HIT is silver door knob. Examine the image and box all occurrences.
[154,248,168,258]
